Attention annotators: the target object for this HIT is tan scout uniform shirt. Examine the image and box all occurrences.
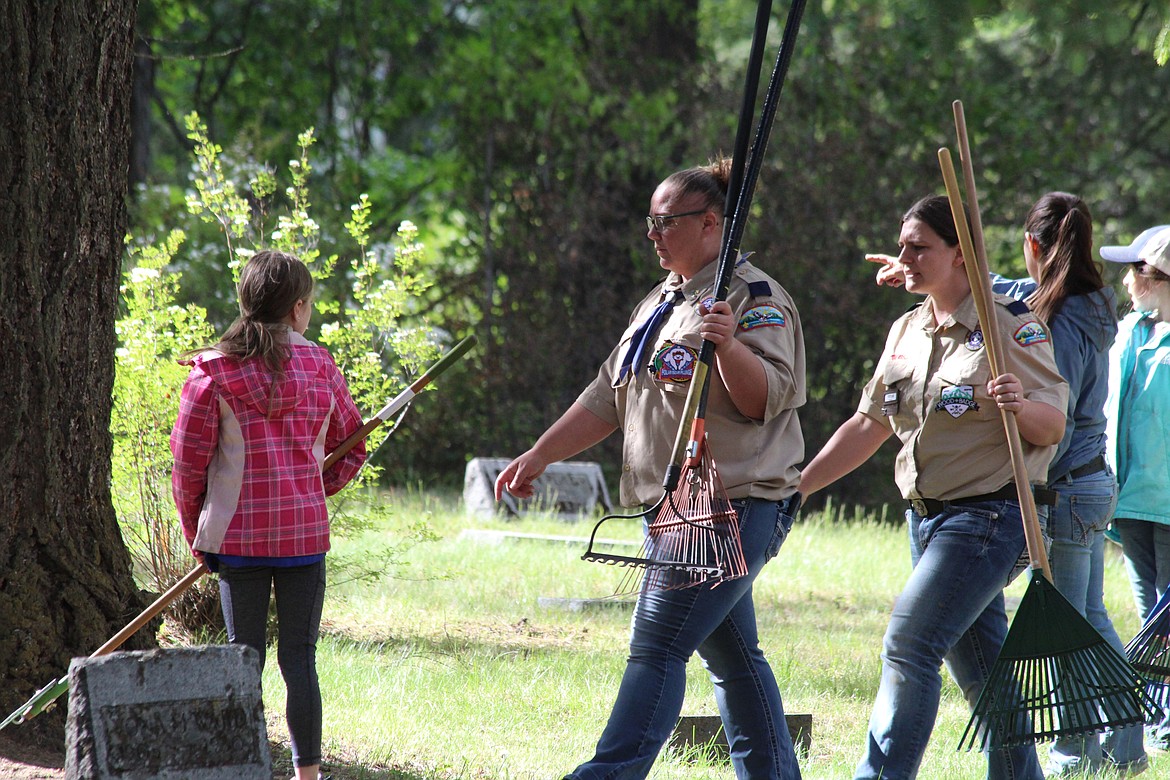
[577,257,805,506]
[858,291,1068,501]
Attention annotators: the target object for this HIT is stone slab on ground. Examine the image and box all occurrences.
[670,713,813,762]
[65,645,270,779]
[458,529,637,548]
[536,596,636,613]
[463,457,612,520]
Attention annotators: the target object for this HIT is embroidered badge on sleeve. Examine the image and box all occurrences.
[738,305,787,331]
[1013,321,1049,347]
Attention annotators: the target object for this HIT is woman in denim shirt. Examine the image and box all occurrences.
[986,193,1139,776]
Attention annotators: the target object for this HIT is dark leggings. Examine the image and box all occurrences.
[219,560,326,768]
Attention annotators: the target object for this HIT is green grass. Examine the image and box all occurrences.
[254,490,1152,779]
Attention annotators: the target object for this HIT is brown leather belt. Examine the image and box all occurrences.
[909,484,1058,517]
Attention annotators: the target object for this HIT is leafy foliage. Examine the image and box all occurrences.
[131,0,1170,510]
[114,230,222,629]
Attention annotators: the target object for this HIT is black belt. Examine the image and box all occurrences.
[1067,455,1107,480]
[909,484,1058,517]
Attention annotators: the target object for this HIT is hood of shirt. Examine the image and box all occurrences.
[186,330,319,419]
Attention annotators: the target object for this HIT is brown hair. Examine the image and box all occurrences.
[1023,192,1112,326]
[186,250,314,379]
[661,157,734,211]
[901,195,965,247]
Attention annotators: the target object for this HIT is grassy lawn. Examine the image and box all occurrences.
[255,490,1151,780]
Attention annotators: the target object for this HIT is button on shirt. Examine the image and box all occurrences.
[576,258,806,506]
[858,292,1068,501]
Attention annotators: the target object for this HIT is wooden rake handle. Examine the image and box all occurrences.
[938,104,1052,583]
[323,335,477,471]
[1,561,212,728]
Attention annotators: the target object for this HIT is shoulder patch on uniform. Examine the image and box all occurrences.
[747,280,772,298]
[1013,321,1049,347]
[1006,300,1031,316]
[739,304,786,331]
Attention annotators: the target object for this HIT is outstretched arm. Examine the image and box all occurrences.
[798,412,891,499]
[494,403,617,500]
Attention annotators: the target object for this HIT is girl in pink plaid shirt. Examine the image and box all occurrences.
[171,250,366,780]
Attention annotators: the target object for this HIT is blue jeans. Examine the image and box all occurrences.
[1043,468,1146,771]
[568,496,802,780]
[854,500,1044,780]
[1114,516,1170,746]
[219,560,326,768]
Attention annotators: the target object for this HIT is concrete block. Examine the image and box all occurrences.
[670,713,812,762]
[66,645,270,779]
[463,457,612,520]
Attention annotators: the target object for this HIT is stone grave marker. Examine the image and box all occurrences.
[66,645,270,779]
[463,457,612,520]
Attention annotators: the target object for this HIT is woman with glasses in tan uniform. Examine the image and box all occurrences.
[799,195,1068,780]
[495,158,806,780]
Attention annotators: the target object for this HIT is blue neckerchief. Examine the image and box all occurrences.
[614,289,685,387]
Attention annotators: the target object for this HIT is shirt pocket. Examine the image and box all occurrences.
[651,332,703,392]
[880,361,916,421]
[931,361,995,423]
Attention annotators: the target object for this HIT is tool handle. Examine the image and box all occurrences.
[94,563,209,657]
[323,335,477,471]
[938,143,1052,583]
[662,0,807,492]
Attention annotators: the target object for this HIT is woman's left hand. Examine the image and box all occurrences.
[699,300,738,350]
[988,373,1025,411]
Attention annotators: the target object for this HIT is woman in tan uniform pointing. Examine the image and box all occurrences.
[799,195,1068,780]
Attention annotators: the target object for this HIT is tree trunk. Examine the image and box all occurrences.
[0,0,150,744]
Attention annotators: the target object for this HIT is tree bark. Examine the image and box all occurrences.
[0,0,150,744]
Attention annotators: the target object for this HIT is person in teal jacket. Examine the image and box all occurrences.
[1101,224,1170,751]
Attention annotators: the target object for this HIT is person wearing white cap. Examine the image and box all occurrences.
[1101,224,1170,752]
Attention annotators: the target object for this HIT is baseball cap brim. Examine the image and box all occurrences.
[1100,224,1170,263]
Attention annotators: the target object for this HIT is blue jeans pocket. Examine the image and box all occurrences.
[764,494,800,562]
[1069,492,1117,536]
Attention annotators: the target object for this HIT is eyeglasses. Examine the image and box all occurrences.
[646,209,708,233]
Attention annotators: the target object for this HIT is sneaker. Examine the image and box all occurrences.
[1110,754,1149,776]
[1043,758,1093,778]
